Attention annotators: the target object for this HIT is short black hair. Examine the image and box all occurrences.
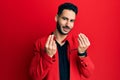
[57,3,78,16]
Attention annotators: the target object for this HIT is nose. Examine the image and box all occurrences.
[66,21,71,27]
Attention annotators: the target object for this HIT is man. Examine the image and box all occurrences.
[30,3,94,80]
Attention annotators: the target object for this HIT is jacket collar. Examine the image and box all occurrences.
[51,32,78,50]
[61,33,78,51]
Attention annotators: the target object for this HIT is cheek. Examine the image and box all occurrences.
[59,20,67,26]
[70,23,74,28]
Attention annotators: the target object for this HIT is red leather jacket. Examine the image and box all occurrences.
[30,34,94,80]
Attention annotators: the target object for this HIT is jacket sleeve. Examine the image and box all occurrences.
[29,39,56,80]
[78,55,95,79]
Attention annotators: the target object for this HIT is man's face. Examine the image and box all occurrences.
[56,9,76,35]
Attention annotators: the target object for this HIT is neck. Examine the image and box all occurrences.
[54,29,67,45]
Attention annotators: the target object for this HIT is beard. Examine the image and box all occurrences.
[56,22,71,35]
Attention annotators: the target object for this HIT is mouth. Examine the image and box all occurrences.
[63,27,70,32]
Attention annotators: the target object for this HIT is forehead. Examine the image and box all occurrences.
[60,9,76,19]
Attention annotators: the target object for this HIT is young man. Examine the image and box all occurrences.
[30,3,94,80]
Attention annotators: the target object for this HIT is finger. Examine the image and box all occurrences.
[52,40,56,50]
[52,35,56,48]
[78,34,86,47]
[45,35,51,48]
[81,33,90,46]
[78,38,82,48]
[80,34,87,46]
[49,35,54,49]
[84,36,90,46]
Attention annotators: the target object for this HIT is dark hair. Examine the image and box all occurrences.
[57,3,78,16]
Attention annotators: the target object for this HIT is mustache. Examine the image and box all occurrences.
[63,26,71,29]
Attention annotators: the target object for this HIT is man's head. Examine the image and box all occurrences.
[55,3,78,35]
[57,3,78,16]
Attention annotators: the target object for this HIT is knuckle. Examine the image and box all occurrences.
[45,45,48,48]
[83,45,86,48]
[49,45,53,50]
[89,42,91,45]
[87,43,90,46]
[53,47,56,50]
[80,45,83,47]
[88,44,90,46]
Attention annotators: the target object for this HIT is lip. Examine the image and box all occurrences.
[63,27,70,32]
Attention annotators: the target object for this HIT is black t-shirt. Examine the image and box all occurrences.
[56,41,70,80]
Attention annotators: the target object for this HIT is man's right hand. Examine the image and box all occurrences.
[45,35,57,57]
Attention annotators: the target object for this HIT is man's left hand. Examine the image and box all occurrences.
[78,33,90,53]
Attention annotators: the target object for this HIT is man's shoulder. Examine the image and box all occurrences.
[34,34,49,49]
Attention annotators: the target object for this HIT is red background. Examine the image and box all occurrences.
[0,0,120,80]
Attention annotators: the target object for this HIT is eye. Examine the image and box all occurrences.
[62,17,67,20]
[70,20,75,22]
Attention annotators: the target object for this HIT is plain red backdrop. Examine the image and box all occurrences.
[0,0,120,80]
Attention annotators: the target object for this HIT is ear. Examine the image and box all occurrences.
[55,15,58,22]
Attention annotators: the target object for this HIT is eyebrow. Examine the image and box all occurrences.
[61,16,75,21]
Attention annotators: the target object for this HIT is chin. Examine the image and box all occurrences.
[63,30,71,34]
[62,31,69,35]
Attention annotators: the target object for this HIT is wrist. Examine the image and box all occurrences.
[78,51,87,57]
